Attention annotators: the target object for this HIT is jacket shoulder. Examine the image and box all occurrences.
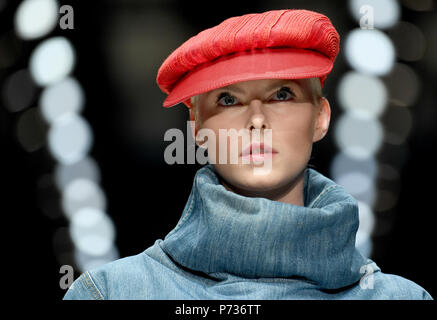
[63,251,151,300]
[374,272,433,300]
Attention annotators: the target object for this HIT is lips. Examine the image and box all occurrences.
[240,142,278,162]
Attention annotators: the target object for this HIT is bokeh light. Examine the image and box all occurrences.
[355,201,375,257]
[15,107,47,152]
[29,37,75,86]
[387,21,426,62]
[344,28,395,76]
[337,71,387,119]
[47,113,93,165]
[55,156,101,191]
[331,151,378,180]
[381,105,413,145]
[14,0,58,40]
[381,63,421,107]
[349,0,400,29]
[40,77,84,124]
[336,171,373,196]
[2,69,37,113]
[334,112,384,160]
[74,246,119,273]
[69,207,115,256]
[61,178,107,219]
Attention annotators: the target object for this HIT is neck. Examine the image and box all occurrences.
[218,170,305,206]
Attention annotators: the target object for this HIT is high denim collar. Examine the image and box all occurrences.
[161,164,373,289]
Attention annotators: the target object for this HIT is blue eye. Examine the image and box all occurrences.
[271,87,294,101]
[217,92,238,106]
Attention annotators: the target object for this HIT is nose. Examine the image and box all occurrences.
[246,99,268,130]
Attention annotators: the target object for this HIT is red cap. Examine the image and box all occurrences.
[156,9,340,108]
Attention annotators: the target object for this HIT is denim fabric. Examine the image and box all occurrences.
[64,164,432,300]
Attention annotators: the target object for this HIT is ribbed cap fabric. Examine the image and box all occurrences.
[156,9,340,107]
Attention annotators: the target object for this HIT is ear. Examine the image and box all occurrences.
[313,97,331,142]
[189,107,204,148]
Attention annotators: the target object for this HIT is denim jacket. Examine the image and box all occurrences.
[63,164,432,300]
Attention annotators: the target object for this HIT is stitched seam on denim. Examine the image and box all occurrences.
[82,271,104,300]
[309,185,339,208]
[144,249,219,289]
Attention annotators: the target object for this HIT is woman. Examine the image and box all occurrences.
[64,9,432,300]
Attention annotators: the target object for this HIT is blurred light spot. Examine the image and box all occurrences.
[357,201,375,238]
[2,69,37,113]
[29,37,75,86]
[15,0,58,40]
[345,29,395,76]
[55,157,101,191]
[349,0,400,29]
[16,107,47,152]
[387,21,426,62]
[337,71,387,119]
[356,185,377,207]
[48,113,93,165]
[331,151,378,180]
[377,144,409,169]
[40,77,84,124]
[334,112,384,159]
[61,178,106,219]
[374,189,398,212]
[377,163,400,182]
[381,105,413,145]
[356,235,372,258]
[74,246,119,272]
[355,201,375,256]
[69,207,115,256]
[381,63,421,107]
[335,169,377,206]
[336,171,373,196]
[401,0,435,11]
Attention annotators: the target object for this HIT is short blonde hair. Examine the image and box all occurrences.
[190,77,322,114]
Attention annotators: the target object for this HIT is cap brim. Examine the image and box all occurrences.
[163,47,333,108]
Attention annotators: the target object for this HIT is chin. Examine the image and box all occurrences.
[217,164,284,192]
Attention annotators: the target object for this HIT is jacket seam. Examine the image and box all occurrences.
[82,271,105,300]
[309,185,339,208]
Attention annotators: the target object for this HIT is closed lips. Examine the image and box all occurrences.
[240,143,278,157]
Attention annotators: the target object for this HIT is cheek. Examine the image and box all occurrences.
[273,111,316,156]
[199,114,242,162]
[276,109,315,136]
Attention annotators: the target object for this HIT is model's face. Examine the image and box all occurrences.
[192,78,330,198]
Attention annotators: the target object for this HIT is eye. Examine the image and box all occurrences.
[271,87,294,102]
[217,92,239,106]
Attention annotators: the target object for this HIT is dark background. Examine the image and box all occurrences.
[1,0,436,301]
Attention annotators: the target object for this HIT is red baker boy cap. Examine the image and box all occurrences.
[156,9,340,108]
